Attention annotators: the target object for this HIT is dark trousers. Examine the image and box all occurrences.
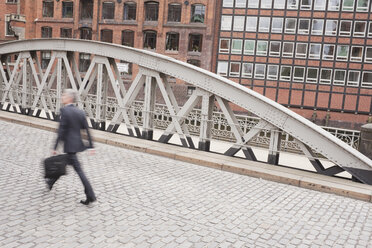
[48,153,96,200]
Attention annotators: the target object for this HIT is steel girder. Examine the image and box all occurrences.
[0,38,371,184]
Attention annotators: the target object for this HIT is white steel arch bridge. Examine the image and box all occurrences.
[0,39,371,184]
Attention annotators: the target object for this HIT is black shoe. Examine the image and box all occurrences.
[80,198,96,205]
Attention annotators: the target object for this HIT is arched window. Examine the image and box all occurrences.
[122,30,134,47]
[101,29,113,43]
[165,32,179,51]
[188,33,202,52]
[145,1,159,21]
[168,3,181,22]
[102,1,115,19]
[190,4,205,23]
[143,30,157,49]
[123,2,136,20]
[80,0,93,20]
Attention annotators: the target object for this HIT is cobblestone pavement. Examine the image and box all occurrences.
[0,120,371,248]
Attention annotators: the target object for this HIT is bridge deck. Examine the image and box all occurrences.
[0,117,372,247]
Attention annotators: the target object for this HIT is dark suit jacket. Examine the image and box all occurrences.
[54,104,93,153]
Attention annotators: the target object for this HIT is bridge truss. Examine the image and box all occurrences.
[0,39,371,184]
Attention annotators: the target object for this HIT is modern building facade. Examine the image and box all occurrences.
[215,0,372,129]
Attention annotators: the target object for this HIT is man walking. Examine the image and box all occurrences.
[47,89,96,205]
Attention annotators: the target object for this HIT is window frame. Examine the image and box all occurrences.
[217,61,228,76]
[328,0,341,10]
[233,16,245,31]
[219,38,230,53]
[229,62,241,77]
[295,43,308,58]
[314,0,326,10]
[254,64,266,79]
[188,33,203,52]
[62,1,74,18]
[267,65,279,80]
[271,18,284,33]
[353,21,366,37]
[306,68,319,83]
[350,46,363,62]
[320,68,332,84]
[246,16,258,32]
[256,41,268,56]
[287,0,299,9]
[285,18,297,34]
[300,0,312,10]
[298,19,310,35]
[102,1,115,20]
[347,70,360,87]
[145,1,159,22]
[356,0,368,12]
[336,45,349,61]
[143,30,157,50]
[293,67,305,82]
[334,69,346,85]
[244,40,255,55]
[124,2,137,21]
[42,0,54,18]
[221,15,232,31]
[309,44,321,59]
[342,0,355,12]
[235,0,247,8]
[365,47,372,63]
[269,41,281,57]
[165,32,180,51]
[242,63,253,78]
[311,19,324,35]
[258,17,270,33]
[282,42,294,57]
[339,20,352,36]
[361,71,372,88]
[323,44,335,60]
[190,4,205,23]
[231,39,243,54]
[325,20,338,36]
[280,66,292,81]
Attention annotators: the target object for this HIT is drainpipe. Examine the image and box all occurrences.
[96,0,100,40]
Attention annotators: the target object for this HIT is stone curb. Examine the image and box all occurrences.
[1,110,371,202]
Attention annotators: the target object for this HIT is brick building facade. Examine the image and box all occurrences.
[215,0,372,129]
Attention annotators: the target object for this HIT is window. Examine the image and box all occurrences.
[242,63,253,78]
[267,65,279,80]
[280,66,292,81]
[187,60,201,67]
[79,53,90,72]
[231,39,243,54]
[5,15,13,36]
[269,41,281,56]
[6,0,18,3]
[296,43,308,58]
[187,86,196,96]
[354,21,366,37]
[362,72,372,87]
[259,17,270,32]
[320,69,332,84]
[80,27,92,40]
[144,30,157,49]
[323,44,335,60]
[285,18,297,34]
[334,70,346,85]
[312,20,324,35]
[339,21,352,36]
[235,0,247,8]
[246,17,258,32]
[223,0,233,7]
[165,32,179,51]
[351,46,363,62]
[287,0,299,9]
[168,3,181,22]
[293,67,305,82]
[261,0,272,8]
[369,23,372,38]
[348,71,360,86]
[62,1,73,18]
[42,1,54,17]
[314,0,326,10]
[221,15,232,31]
[272,18,283,33]
[124,2,136,21]
[188,34,202,52]
[356,0,369,11]
[325,20,338,35]
[100,29,113,43]
[122,30,134,47]
[145,1,159,21]
[217,62,228,76]
[244,40,255,55]
[283,42,294,57]
[80,0,93,20]
[191,4,205,23]
[309,44,321,59]
[300,0,312,9]
[298,19,310,34]
[230,62,241,77]
[41,51,51,69]
[41,26,52,38]
[60,28,72,38]
[328,0,341,10]
[219,39,230,53]
[342,0,354,11]
[248,0,259,8]
[274,0,286,9]
[254,64,266,79]
[102,2,115,19]
[365,47,372,62]
[256,41,268,56]
[233,16,245,31]
[307,68,318,83]
[336,45,349,61]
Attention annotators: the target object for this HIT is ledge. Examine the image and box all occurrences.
[0,110,371,202]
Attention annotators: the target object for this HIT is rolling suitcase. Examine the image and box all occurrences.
[43,154,68,179]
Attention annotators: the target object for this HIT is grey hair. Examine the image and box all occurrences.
[63,89,78,103]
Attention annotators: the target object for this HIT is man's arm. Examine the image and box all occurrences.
[54,109,67,150]
[82,114,93,149]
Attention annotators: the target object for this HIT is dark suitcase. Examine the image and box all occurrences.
[44,154,68,179]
